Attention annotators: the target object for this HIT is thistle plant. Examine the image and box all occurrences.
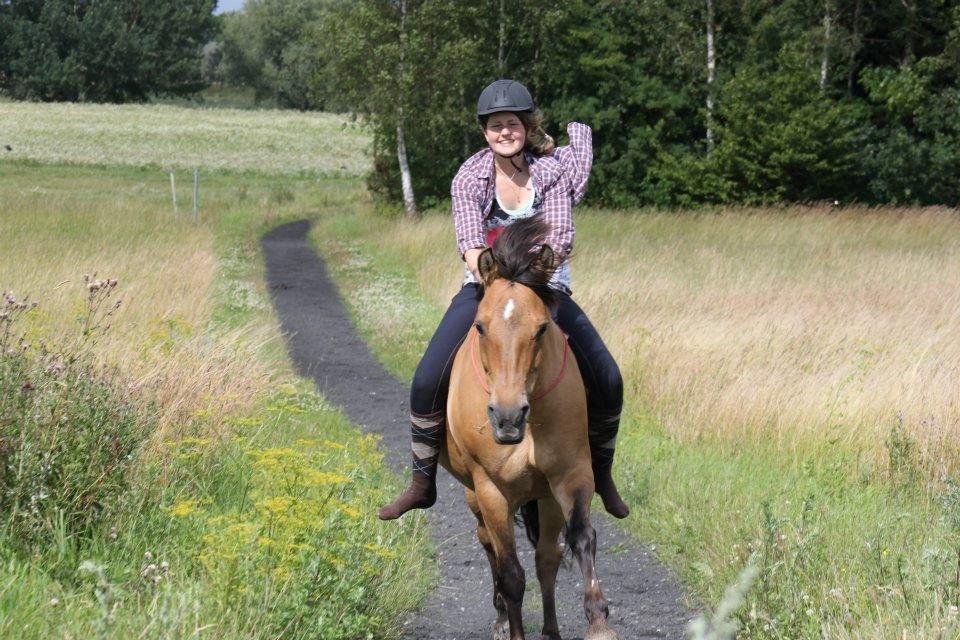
[0,290,38,355]
[0,276,146,551]
[74,272,122,355]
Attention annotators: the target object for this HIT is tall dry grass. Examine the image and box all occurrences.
[355,205,960,474]
[0,172,280,442]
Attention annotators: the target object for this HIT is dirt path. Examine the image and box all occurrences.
[262,220,691,639]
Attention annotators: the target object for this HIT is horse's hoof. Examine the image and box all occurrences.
[492,620,510,640]
[539,633,562,640]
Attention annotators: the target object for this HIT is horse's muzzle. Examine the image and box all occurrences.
[488,403,529,445]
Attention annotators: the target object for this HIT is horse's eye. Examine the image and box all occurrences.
[534,323,548,340]
[474,322,485,336]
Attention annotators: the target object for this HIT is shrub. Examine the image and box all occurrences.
[0,286,150,551]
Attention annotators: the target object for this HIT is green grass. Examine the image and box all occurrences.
[0,162,434,639]
[311,206,960,639]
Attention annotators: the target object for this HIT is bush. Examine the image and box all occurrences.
[0,287,149,551]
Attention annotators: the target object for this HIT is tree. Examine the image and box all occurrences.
[0,0,217,102]
[219,0,340,110]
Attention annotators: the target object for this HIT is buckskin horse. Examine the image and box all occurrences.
[440,217,618,640]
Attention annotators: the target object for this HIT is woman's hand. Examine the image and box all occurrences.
[464,247,485,282]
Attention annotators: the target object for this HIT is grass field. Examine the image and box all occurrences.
[0,101,434,639]
[0,99,368,176]
[5,96,960,639]
[312,206,960,639]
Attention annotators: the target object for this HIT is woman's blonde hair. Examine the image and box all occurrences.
[519,109,555,156]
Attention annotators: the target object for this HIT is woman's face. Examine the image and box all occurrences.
[483,112,526,157]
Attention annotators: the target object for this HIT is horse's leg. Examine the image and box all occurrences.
[466,488,509,639]
[551,472,618,640]
[535,497,565,640]
[474,479,526,640]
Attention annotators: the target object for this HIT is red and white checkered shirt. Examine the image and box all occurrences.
[452,122,593,264]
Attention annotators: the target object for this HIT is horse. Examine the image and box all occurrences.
[439,217,618,640]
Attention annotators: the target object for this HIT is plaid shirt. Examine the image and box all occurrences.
[452,122,593,263]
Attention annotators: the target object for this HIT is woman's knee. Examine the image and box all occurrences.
[410,358,444,415]
[590,352,623,414]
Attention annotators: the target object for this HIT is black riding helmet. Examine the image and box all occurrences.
[477,80,535,161]
[476,79,534,119]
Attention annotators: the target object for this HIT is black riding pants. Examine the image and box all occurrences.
[409,283,623,447]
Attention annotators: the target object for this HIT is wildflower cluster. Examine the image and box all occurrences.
[0,290,38,354]
[139,551,171,587]
[0,278,147,550]
[79,273,122,345]
[197,439,362,592]
[159,385,424,637]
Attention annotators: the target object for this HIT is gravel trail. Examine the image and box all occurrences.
[262,220,691,640]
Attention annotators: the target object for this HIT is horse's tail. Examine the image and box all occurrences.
[518,500,540,547]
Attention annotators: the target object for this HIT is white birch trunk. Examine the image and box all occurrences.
[820,0,832,90]
[397,123,417,219]
[706,0,716,146]
[396,0,417,218]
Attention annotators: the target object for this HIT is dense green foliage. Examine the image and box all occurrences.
[0,0,216,102]
[217,0,346,110]
[3,0,958,204]
[299,0,960,207]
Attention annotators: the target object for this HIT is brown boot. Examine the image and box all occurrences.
[378,472,437,520]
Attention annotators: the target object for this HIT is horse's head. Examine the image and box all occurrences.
[474,218,559,445]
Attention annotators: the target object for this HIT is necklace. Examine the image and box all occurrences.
[495,155,527,182]
[496,162,519,181]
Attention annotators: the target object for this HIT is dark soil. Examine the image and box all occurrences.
[262,220,692,639]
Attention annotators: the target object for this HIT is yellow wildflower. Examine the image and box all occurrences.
[258,496,295,514]
[333,500,360,520]
[306,470,351,486]
[164,500,203,518]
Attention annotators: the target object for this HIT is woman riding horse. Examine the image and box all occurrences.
[379,79,629,521]
[442,217,619,639]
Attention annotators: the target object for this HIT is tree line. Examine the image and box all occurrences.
[203,0,960,210]
[3,0,958,209]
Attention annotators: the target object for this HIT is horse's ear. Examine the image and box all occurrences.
[538,244,555,270]
[478,248,499,286]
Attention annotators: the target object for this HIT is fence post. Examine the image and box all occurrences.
[169,171,178,216]
[192,168,200,222]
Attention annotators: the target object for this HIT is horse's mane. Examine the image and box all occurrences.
[487,216,560,308]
